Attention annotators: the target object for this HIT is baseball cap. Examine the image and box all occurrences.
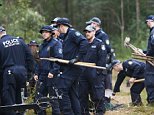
[86,17,101,25]
[145,15,154,22]
[83,25,96,32]
[0,26,5,32]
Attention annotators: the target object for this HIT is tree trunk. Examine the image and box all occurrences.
[121,0,124,48]
[136,0,140,38]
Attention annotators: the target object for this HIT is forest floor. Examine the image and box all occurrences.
[104,71,154,115]
[25,71,154,115]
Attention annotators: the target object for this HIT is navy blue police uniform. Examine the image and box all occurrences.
[113,59,145,105]
[56,18,88,115]
[145,15,154,104]
[35,25,62,115]
[86,17,114,104]
[79,36,107,115]
[0,26,34,115]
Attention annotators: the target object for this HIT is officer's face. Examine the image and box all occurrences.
[113,63,123,72]
[85,30,95,41]
[52,30,60,38]
[146,20,154,28]
[41,31,52,40]
[57,25,64,33]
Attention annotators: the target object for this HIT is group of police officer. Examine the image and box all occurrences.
[111,15,154,107]
[1,15,154,115]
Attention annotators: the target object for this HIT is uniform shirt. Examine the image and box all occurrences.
[62,28,88,60]
[0,35,34,73]
[61,28,88,79]
[147,27,154,56]
[146,27,154,72]
[113,59,145,93]
[95,29,114,74]
[82,38,107,76]
[35,38,63,77]
[95,29,111,56]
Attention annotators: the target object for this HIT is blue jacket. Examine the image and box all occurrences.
[146,27,154,72]
[35,38,63,77]
[113,59,145,92]
[0,35,34,73]
[82,38,107,77]
[61,28,88,79]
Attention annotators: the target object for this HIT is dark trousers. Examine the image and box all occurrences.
[36,78,61,115]
[58,77,81,115]
[79,74,105,115]
[145,72,154,103]
[130,81,144,105]
[1,69,22,115]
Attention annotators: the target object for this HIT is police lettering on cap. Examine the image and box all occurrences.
[0,26,5,32]
[51,17,60,24]
[39,25,53,34]
[56,18,72,27]
[86,17,101,25]
[28,40,39,46]
[83,25,96,32]
[145,15,154,22]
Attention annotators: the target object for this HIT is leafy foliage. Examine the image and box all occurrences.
[0,0,153,59]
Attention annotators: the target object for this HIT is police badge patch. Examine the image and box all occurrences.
[106,40,110,45]
[128,61,133,65]
[101,45,105,50]
[75,31,81,36]
[59,48,62,54]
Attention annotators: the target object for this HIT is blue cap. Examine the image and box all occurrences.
[28,40,39,46]
[145,15,154,22]
[86,17,101,25]
[109,60,121,70]
[40,25,53,34]
[0,26,5,32]
[83,25,96,32]
[56,18,72,27]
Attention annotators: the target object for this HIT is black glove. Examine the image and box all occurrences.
[68,58,79,65]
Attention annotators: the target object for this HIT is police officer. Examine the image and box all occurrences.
[0,26,34,115]
[86,17,114,107]
[145,15,154,105]
[28,40,39,92]
[34,25,62,115]
[51,17,64,42]
[51,17,61,25]
[56,18,88,115]
[111,59,145,106]
[79,25,107,115]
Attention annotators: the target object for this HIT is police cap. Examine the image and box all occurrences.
[83,25,96,32]
[39,25,53,34]
[51,17,60,24]
[50,24,58,31]
[145,15,154,22]
[0,26,5,32]
[86,17,101,25]
[28,40,39,47]
[56,18,72,27]
[109,60,121,70]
